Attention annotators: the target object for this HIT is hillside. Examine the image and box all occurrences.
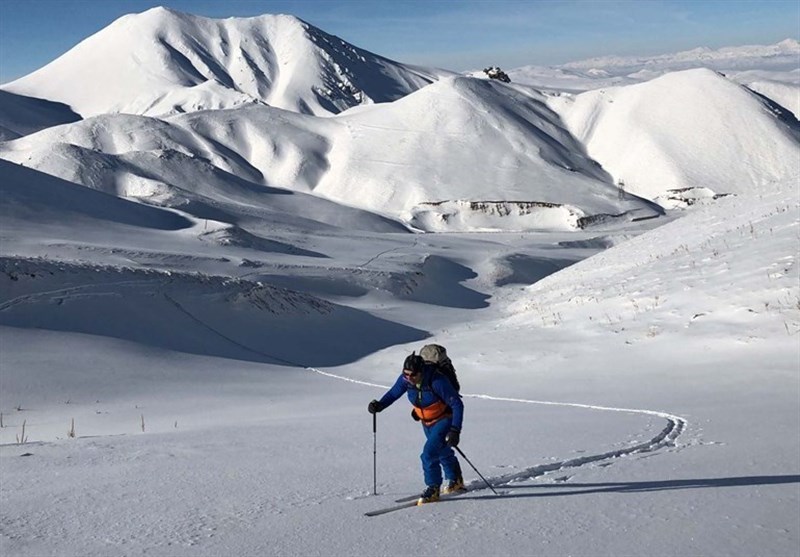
[1,169,797,555]
[548,69,800,204]
[744,77,800,118]
[321,77,659,227]
[0,90,80,141]
[0,77,664,232]
[0,159,191,231]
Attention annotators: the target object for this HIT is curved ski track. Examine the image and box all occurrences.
[1,276,687,491]
[308,368,687,490]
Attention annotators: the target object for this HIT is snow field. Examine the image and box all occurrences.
[0,8,798,556]
[1,184,798,557]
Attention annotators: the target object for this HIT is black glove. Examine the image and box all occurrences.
[445,428,460,447]
[411,408,420,421]
[368,400,382,414]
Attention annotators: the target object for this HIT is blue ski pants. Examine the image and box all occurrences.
[421,417,461,487]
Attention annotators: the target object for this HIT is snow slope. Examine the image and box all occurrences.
[744,76,800,119]
[0,175,797,556]
[0,116,410,235]
[1,7,448,119]
[549,69,800,203]
[0,16,798,556]
[0,78,664,231]
[0,159,192,231]
[322,77,656,225]
[507,39,800,124]
[0,90,80,141]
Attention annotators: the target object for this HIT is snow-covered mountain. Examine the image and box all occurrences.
[548,68,800,203]
[0,76,665,231]
[318,77,657,226]
[1,7,449,118]
[1,9,799,557]
[0,8,796,230]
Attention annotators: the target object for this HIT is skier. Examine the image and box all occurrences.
[368,352,465,504]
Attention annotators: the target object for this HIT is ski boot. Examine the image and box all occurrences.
[442,476,466,495]
[417,485,440,505]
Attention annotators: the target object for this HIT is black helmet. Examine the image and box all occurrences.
[403,352,424,375]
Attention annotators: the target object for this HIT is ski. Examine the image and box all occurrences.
[366,487,500,517]
[365,491,464,517]
[364,499,420,517]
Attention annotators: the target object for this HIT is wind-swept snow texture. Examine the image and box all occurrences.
[549,69,800,204]
[0,257,428,368]
[1,7,448,118]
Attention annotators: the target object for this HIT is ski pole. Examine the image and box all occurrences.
[454,446,499,496]
[372,412,377,496]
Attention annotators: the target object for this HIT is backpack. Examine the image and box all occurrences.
[419,344,460,393]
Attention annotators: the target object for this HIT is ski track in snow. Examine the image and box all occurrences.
[0,279,166,312]
[1,273,687,492]
[356,238,419,268]
[308,367,688,488]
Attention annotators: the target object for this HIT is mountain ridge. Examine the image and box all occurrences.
[0,75,664,231]
[1,6,449,118]
[0,9,796,231]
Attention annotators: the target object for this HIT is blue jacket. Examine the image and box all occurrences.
[378,364,463,430]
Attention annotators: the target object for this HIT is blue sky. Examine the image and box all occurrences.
[1,0,797,83]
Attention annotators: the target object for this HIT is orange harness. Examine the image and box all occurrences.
[413,400,451,426]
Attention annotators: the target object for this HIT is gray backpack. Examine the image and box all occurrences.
[419,344,460,393]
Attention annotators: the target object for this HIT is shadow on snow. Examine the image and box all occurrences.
[448,475,800,502]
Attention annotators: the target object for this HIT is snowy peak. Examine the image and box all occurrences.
[1,12,795,232]
[2,7,446,118]
[549,68,800,204]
